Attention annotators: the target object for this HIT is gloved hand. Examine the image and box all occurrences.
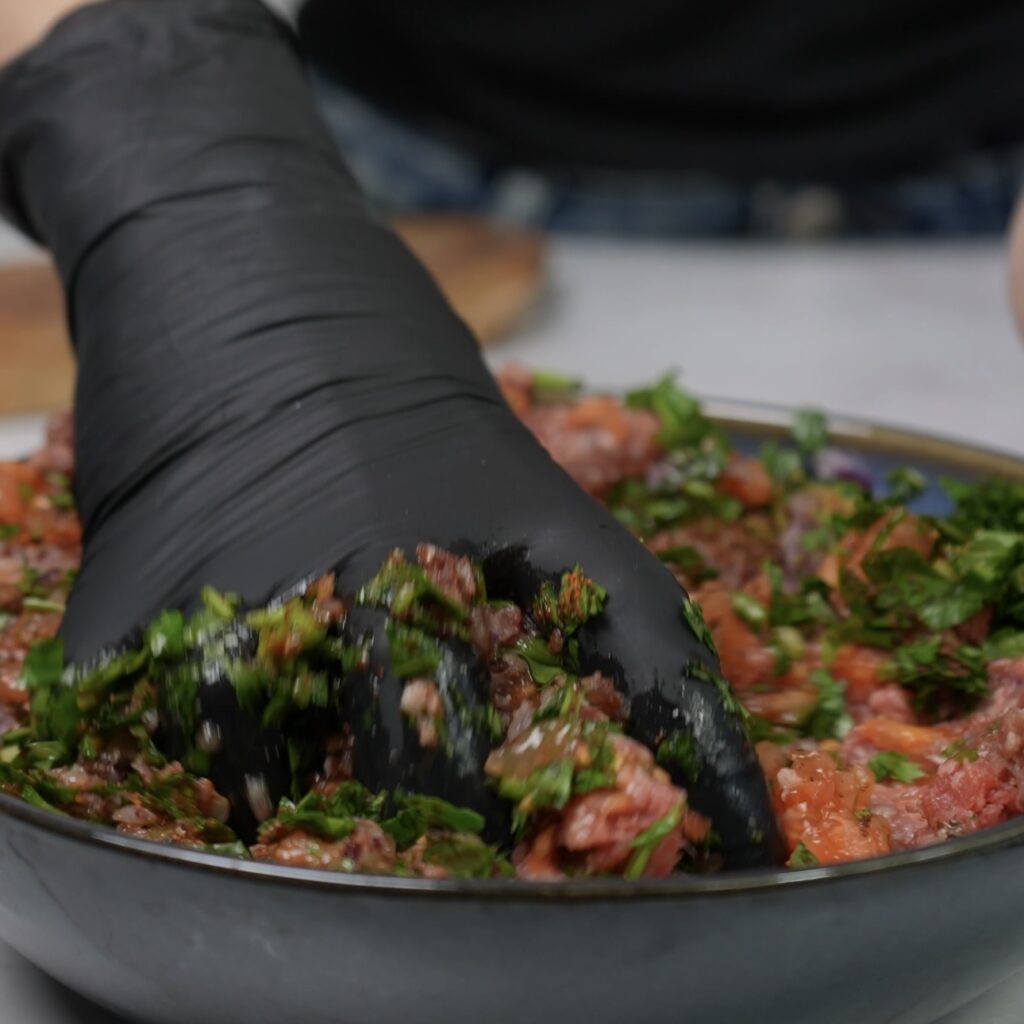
[0,0,780,863]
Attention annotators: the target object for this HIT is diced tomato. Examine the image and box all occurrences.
[0,463,42,527]
[821,510,938,587]
[694,582,775,689]
[774,751,891,865]
[851,717,947,757]
[830,645,889,705]
[716,453,774,509]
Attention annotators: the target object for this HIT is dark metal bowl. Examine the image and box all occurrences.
[2,405,1023,1024]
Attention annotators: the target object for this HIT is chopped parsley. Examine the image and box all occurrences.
[802,669,852,741]
[606,477,742,536]
[941,738,980,763]
[357,550,469,633]
[508,636,570,686]
[656,730,700,784]
[655,545,719,582]
[765,566,835,630]
[624,804,682,880]
[381,792,486,849]
[489,720,617,835]
[867,752,924,784]
[20,637,64,690]
[788,842,819,868]
[530,369,582,404]
[145,610,186,660]
[758,442,805,489]
[886,467,927,504]
[792,408,828,457]
[625,373,715,449]
[418,833,512,879]
[731,592,767,629]
[256,784,509,877]
[531,565,607,638]
[6,369,1024,885]
[386,622,442,679]
[943,478,1024,535]
[498,760,575,828]
[682,598,718,657]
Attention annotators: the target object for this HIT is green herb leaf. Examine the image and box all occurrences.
[803,669,852,740]
[685,660,748,722]
[386,623,442,679]
[789,842,819,868]
[529,369,582,404]
[867,751,924,784]
[208,841,251,860]
[943,478,1024,534]
[982,630,1024,662]
[682,598,718,657]
[745,713,799,745]
[382,792,486,850]
[21,596,65,613]
[419,834,512,879]
[145,610,186,660]
[758,442,805,489]
[625,373,713,449]
[20,638,63,690]
[531,565,607,638]
[497,758,575,815]
[655,545,719,581]
[508,636,569,686]
[793,409,828,456]
[200,586,237,621]
[731,592,767,629]
[886,467,926,504]
[941,738,979,763]
[358,550,469,627]
[266,784,387,843]
[766,566,835,629]
[656,730,700,784]
[624,803,682,879]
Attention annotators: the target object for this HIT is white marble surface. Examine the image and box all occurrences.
[1,231,1023,1021]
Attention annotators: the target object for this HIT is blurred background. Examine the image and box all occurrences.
[1,0,1022,453]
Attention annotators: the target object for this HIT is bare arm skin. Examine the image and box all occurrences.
[0,0,88,64]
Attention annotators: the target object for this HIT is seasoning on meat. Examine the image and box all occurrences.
[3,368,1024,879]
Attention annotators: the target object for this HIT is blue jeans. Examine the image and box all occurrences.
[311,74,1024,238]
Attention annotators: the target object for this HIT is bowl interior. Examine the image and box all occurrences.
[2,401,1023,897]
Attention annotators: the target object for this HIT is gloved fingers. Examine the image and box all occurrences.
[345,607,511,844]
[480,524,784,867]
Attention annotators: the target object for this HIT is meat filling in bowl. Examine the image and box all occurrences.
[2,372,1023,879]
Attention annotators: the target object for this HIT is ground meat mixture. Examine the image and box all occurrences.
[497,367,1024,870]
[3,369,1024,878]
[252,820,398,874]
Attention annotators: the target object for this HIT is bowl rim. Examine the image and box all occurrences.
[3,789,1024,901]
[2,400,1023,901]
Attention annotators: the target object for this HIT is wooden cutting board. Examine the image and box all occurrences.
[0,262,70,415]
[0,215,545,415]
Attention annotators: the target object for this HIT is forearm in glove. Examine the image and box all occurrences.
[0,0,780,863]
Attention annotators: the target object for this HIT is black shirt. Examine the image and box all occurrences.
[298,0,1024,185]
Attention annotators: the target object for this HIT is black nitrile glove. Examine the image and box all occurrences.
[0,0,780,864]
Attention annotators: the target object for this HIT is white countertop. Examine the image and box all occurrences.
[486,238,1024,458]
[1,231,1023,1022]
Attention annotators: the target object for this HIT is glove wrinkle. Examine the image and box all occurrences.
[0,0,782,865]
